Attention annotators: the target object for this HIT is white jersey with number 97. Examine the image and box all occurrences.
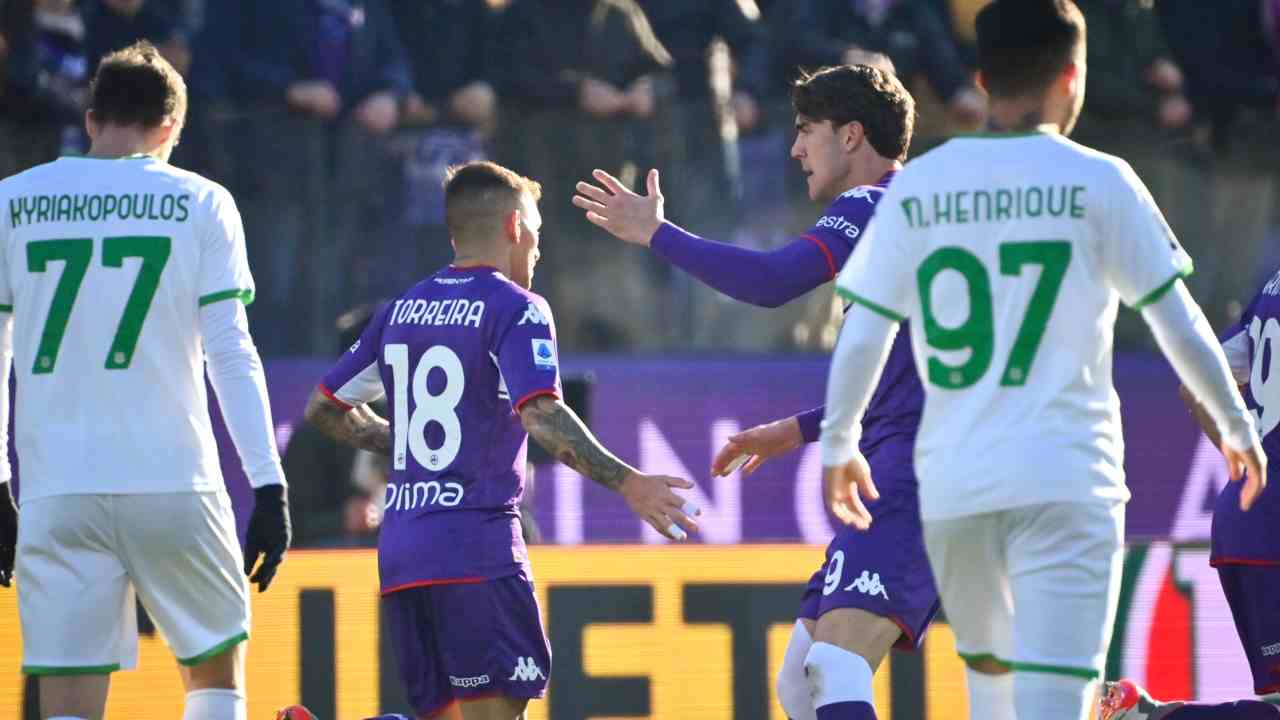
[835,132,1192,521]
[0,156,254,501]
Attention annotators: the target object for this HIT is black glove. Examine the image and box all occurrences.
[243,484,291,593]
[0,481,16,588]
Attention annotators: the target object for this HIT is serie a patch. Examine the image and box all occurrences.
[532,339,557,369]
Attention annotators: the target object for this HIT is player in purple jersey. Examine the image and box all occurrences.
[1102,269,1280,720]
[573,65,935,720]
[291,162,699,720]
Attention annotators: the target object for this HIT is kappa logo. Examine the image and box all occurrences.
[449,674,491,689]
[518,302,548,326]
[508,657,546,682]
[844,570,890,600]
[348,339,361,354]
[838,185,882,204]
[1262,642,1280,657]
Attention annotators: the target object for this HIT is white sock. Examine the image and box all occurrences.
[776,620,817,720]
[804,641,875,710]
[183,688,247,720]
[965,668,1016,720]
[1014,671,1094,720]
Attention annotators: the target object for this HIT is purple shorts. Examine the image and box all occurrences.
[381,571,551,717]
[798,502,940,651]
[1216,563,1280,695]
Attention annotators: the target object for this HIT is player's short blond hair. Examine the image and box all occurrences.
[443,162,543,248]
[90,40,187,129]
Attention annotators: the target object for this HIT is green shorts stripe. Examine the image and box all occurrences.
[23,663,120,676]
[177,630,249,666]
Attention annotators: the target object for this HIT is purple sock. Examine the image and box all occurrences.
[1167,701,1280,719]
[816,701,877,719]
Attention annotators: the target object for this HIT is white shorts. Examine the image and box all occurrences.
[16,491,250,674]
[923,501,1124,680]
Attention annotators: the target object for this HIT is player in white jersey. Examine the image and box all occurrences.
[0,42,290,720]
[817,2,1266,719]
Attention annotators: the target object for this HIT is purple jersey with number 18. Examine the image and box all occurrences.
[319,265,561,593]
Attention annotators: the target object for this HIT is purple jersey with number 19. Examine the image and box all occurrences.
[319,265,561,593]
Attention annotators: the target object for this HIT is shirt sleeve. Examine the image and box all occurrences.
[319,303,390,409]
[833,184,917,322]
[0,190,11,312]
[1100,160,1195,309]
[494,294,562,411]
[197,187,255,308]
[801,186,882,280]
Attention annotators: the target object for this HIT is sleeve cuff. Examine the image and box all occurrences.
[1222,418,1261,455]
[820,417,862,466]
[795,406,824,444]
[319,384,354,411]
[649,221,685,258]
[514,388,559,411]
[248,465,287,489]
[199,288,255,307]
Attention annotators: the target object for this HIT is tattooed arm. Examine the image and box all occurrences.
[519,395,700,539]
[304,389,392,454]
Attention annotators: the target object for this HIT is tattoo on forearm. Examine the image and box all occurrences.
[523,398,629,490]
[305,392,392,454]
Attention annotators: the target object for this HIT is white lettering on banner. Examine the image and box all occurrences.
[1175,549,1255,702]
[796,443,837,545]
[638,418,742,544]
[553,463,584,545]
[1171,435,1230,542]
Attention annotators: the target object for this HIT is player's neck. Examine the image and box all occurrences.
[839,156,899,195]
[985,101,1062,135]
[86,130,163,160]
[452,253,508,276]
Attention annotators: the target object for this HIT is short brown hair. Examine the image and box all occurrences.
[976,0,1087,99]
[443,161,543,246]
[89,40,187,128]
[791,65,916,162]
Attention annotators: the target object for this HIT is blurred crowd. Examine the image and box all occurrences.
[2,0,1280,362]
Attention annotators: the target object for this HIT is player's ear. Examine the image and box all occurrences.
[84,109,99,141]
[842,121,864,153]
[1060,61,1081,96]
[503,208,521,245]
[975,70,988,95]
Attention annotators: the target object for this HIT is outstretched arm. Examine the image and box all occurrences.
[304,389,392,455]
[573,168,837,307]
[519,395,699,539]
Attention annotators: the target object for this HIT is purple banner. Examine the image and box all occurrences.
[206,353,1223,546]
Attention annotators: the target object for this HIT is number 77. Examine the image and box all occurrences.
[27,236,171,374]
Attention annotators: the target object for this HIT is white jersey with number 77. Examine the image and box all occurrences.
[0,155,254,501]
[835,131,1192,521]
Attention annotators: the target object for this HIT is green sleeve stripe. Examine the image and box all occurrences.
[1007,660,1101,680]
[0,304,11,313]
[956,652,1011,669]
[1132,262,1194,310]
[198,288,255,307]
[836,287,908,323]
[23,663,120,676]
[177,630,249,666]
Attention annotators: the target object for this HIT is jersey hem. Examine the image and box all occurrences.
[318,384,354,411]
[177,630,249,666]
[835,287,907,323]
[23,663,120,676]
[381,576,487,596]
[800,234,838,280]
[1132,262,1194,310]
[514,388,559,412]
[1209,557,1280,568]
[198,288,255,307]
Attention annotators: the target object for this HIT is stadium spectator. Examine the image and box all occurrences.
[85,0,189,75]
[493,0,671,350]
[0,0,87,176]
[382,0,498,297]
[769,0,985,128]
[1157,0,1280,150]
[209,0,412,353]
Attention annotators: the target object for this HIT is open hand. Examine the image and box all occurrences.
[620,471,700,541]
[822,453,879,530]
[1223,439,1267,511]
[712,417,803,477]
[573,168,665,246]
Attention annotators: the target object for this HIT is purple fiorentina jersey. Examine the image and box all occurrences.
[1213,269,1280,565]
[320,265,562,591]
[804,174,924,507]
